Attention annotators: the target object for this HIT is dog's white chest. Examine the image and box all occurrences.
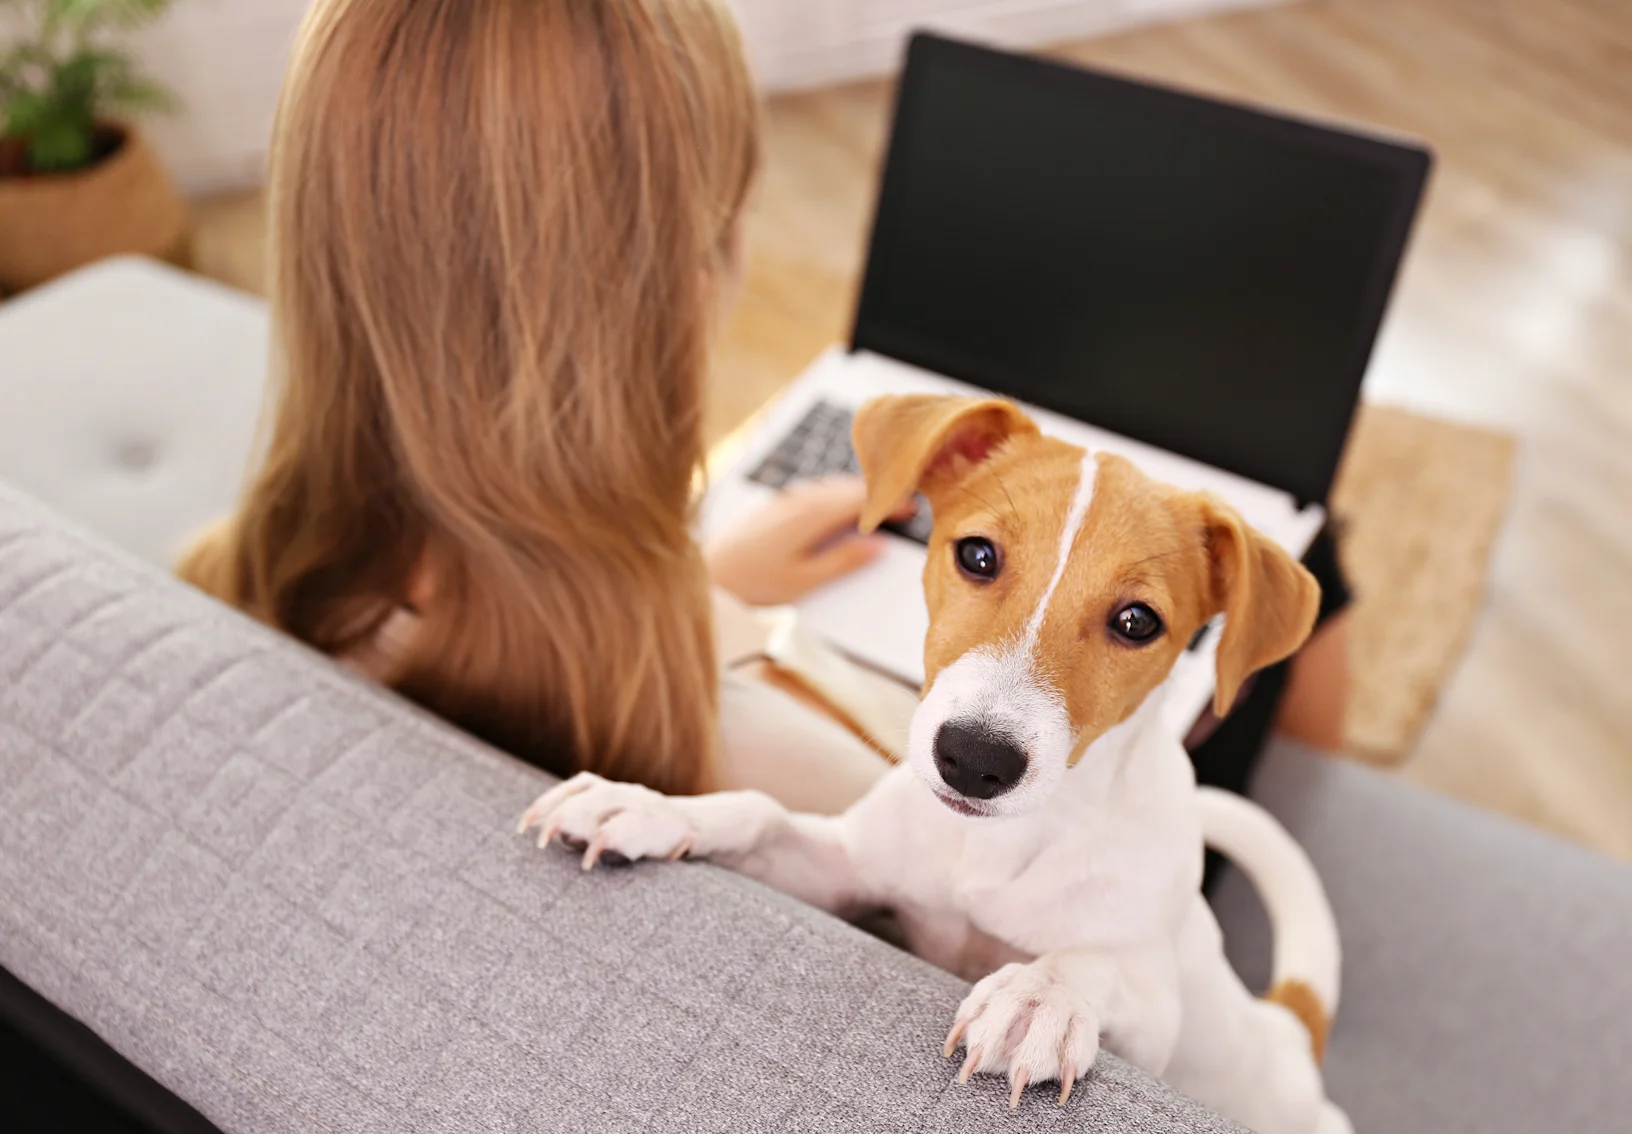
[848,757,1199,982]
[893,832,1127,980]
[851,770,1137,979]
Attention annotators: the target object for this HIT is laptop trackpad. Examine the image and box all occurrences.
[794,535,929,688]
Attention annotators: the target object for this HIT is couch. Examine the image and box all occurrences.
[5,482,1632,1133]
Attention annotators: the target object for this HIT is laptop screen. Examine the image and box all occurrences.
[852,34,1431,506]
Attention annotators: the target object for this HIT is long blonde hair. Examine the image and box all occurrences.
[179,0,760,793]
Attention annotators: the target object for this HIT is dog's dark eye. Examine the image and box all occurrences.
[1111,602,1164,644]
[954,536,1001,581]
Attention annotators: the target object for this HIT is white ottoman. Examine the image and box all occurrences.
[0,256,269,567]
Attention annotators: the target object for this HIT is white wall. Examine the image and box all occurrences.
[724,0,1276,92]
[131,0,308,193]
[128,0,1279,194]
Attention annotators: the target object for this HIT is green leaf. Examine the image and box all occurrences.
[102,74,172,114]
[4,90,50,136]
[2,1,182,153]
[26,114,95,171]
[67,48,132,71]
[43,0,108,31]
[2,45,57,68]
[56,52,109,100]
[44,0,174,36]
[115,0,177,23]
[60,47,131,90]
[41,0,93,35]
[0,44,55,90]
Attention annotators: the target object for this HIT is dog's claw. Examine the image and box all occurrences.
[943,1019,968,1059]
[516,774,599,839]
[1058,1070,1075,1106]
[667,834,695,861]
[535,819,561,850]
[516,803,545,835]
[1009,1071,1028,1110]
[582,831,608,871]
[957,1046,980,1085]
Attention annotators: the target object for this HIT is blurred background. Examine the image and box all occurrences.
[3,0,1629,858]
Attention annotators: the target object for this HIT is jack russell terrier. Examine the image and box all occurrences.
[519,394,1349,1134]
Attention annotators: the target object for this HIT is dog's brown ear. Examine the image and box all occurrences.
[852,395,1037,532]
[1203,497,1322,717]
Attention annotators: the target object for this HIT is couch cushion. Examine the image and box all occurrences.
[0,256,268,567]
[0,480,1238,1133]
[1216,742,1632,1133]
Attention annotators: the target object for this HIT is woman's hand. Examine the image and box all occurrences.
[705,476,895,606]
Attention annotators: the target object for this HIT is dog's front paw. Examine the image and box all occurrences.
[516,772,695,870]
[944,959,1102,1108]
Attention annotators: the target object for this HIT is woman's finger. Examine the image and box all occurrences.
[795,476,917,525]
[786,476,871,533]
[889,497,921,522]
[799,532,886,589]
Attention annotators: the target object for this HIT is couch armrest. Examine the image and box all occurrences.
[0,482,1240,1134]
[1215,741,1632,1133]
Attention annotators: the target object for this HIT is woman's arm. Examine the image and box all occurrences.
[1273,611,1351,750]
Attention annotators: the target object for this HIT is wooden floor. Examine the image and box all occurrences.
[195,0,1632,859]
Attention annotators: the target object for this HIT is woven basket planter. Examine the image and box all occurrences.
[0,123,190,294]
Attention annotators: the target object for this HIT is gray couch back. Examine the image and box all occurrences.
[0,482,1237,1133]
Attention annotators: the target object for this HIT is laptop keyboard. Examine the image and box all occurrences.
[746,400,937,544]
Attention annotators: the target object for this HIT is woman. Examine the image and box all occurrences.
[180,0,898,813]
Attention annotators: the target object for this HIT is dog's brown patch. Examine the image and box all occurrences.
[1265,978,1330,1064]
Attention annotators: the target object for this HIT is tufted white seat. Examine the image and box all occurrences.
[0,256,269,567]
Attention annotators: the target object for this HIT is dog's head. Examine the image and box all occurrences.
[854,394,1319,818]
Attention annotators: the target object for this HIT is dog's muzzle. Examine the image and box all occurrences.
[933,722,1027,800]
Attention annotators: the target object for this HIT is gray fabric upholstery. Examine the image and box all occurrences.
[1216,743,1632,1133]
[0,480,1237,1133]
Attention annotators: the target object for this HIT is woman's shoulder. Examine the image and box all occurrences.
[174,517,239,600]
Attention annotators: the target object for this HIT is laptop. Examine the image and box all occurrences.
[702,32,1431,735]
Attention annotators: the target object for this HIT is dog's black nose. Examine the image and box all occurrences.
[934,722,1027,800]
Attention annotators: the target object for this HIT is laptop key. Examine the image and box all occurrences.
[743,400,934,546]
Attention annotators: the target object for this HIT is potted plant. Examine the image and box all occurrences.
[0,0,189,293]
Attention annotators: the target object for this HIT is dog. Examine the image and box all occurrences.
[519,393,1349,1134]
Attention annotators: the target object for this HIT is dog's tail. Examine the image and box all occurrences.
[1198,786,1340,1063]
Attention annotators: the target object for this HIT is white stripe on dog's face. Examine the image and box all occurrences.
[908,452,1095,818]
[1023,452,1099,649]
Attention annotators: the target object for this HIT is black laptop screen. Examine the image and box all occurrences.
[852,35,1431,506]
